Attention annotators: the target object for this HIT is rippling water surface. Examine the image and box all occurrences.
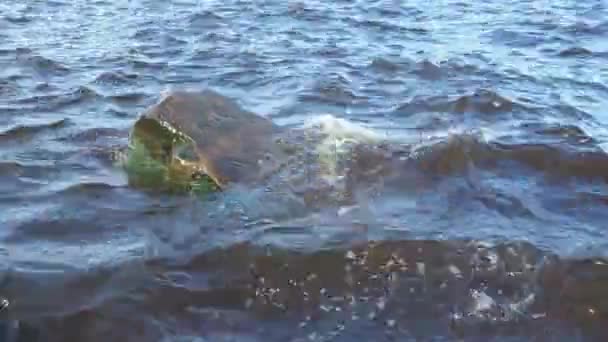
[1,0,608,341]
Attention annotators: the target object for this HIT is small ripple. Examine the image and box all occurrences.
[284,28,317,44]
[558,47,594,57]
[0,48,15,56]
[59,127,126,143]
[106,106,130,118]
[93,71,139,85]
[0,161,23,176]
[131,26,160,42]
[561,21,608,36]
[522,122,595,144]
[411,60,442,80]
[0,119,70,143]
[188,10,224,29]
[487,28,551,47]
[450,90,517,114]
[314,42,349,59]
[33,82,59,92]
[3,15,31,24]
[16,50,70,76]
[0,160,62,198]
[287,2,327,21]
[8,217,110,243]
[56,86,102,109]
[394,95,452,115]
[299,74,368,107]
[58,182,123,196]
[518,18,560,32]
[474,190,536,219]
[548,76,608,95]
[551,103,594,121]
[370,57,484,82]
[369,57,402,73]
[0,79,19,97]
[13,86,101,112]
[396,89,518,116]
[444,56,486,76]
[107,92,147,106]
[348,16,407,34]
[128,58,168,71]
[47,0,67,7]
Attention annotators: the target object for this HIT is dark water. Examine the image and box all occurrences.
[1,0,608,341]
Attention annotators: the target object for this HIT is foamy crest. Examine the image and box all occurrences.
[303,114,383,144]
[301,114,385,182]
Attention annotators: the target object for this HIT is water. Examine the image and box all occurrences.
[1,0,608,340]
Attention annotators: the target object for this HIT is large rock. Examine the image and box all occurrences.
[128,89,295,191]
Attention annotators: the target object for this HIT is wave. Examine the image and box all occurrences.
[3,15,31,24]
[558,47,594,57]
[488,28,549,48]
[369,58,443,81]
[62,127,127,143]
[93,71,139,85]
[561,21,608,36]
[107,92,147,106]
[0,161,48,196]
[395,89,520,116]
[55,182,123,196]
[521,122,596,146]
[410,59,442,80]
[2,182,135,241]
[0,160,59,178]
[299,74,368,106]
[286,2,328,22]
[11,86,101,113]
[368,57,502,87]
[131,26,160,42]
[127,58,168,71]
[6,217,110,243]
[0,119,70,143]
[410,133,608,181]
[347,16,412,35]
[0,79,19,97]
[0,161,23,177]
[369,57,402,72]
[188,10,224,29]
[16,50,70,76]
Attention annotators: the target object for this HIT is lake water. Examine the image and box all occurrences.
[1,0,607,341]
